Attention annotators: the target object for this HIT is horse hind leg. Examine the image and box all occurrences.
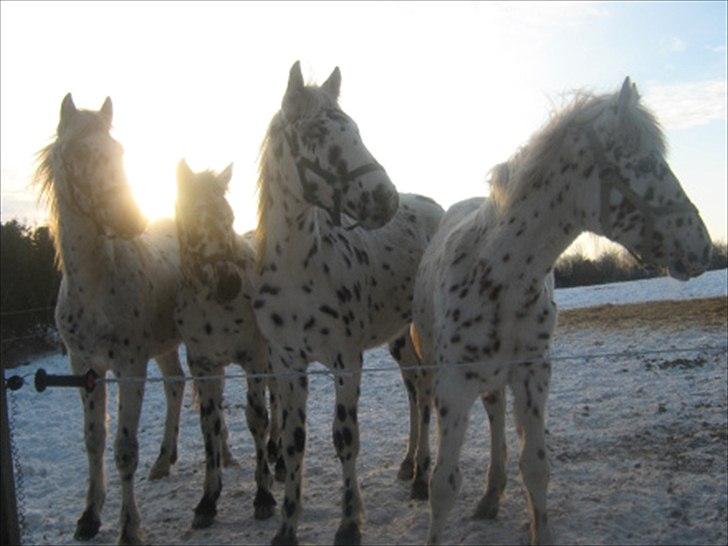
[148,349,184,480]
[473,387,508,519]
[427,372,478,546]
[244,372,276,519]
[388,332,419,481]
[71,353,107,541]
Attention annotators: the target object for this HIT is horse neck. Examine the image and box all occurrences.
[260,153,323,269]
[54,185,114,294]
[484,137,594,283]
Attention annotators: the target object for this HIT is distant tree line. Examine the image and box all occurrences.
[554,241,727,288]
[1,220,62,366]
[0,219,726,365]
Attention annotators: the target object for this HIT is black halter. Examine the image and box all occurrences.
[282,127,385,227]
[584,125,697,265]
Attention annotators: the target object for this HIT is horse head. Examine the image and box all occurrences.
[175,160,242,302]
[586,77,712,280]
[277,61,399,229]
[54,94,146,239]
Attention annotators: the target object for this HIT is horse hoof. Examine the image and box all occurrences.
[148,460,170,480]
[472,498,499,520]
[223,454,239,468]
[397,458,414,481]
[410,479,429,500]
[118,531,146,546]
[274,456,286,483]
[271,528,298,546]
[74,508,101,540]
[191,511,215,529]
[254,488,277,520]
[334,522,361,546]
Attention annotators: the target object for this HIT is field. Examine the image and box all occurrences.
[6,270,727,545]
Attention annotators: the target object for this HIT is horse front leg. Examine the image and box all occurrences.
[473,387,508,519]
[332,352,365,546]
[219,374,238,468]
[71,353,107,541]
[188,356,226,529]
[510,361,553,545]
[245,372,276,519]
[266,376,286,482]
[270,346,308,546]
[148,349,184,479]
[114,361,148,545]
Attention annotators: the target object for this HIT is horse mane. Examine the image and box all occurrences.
[489,89,666,212]
[33,141,63,269]
[255,112,286,271]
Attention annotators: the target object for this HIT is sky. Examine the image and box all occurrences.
[1,1,726,257]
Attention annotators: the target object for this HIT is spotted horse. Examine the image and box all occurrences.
[411,77,712,545]
[174,160,284,527]
[254,61,444,545]
[33,95,192,544]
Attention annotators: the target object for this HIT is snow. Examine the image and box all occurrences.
[555,268,727,310]
[5,270,727,545]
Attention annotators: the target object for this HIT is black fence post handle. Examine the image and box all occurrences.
[34,369,98,393]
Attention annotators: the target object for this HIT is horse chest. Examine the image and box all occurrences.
[176,291,258,364]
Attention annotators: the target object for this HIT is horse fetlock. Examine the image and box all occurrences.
[118,507,143,546]
[274,455,287,483]
[397,457,414,481]
[114,437,139,476]
[410,477,429,500]
[253,486,277,520]
[472,487,503,520]
[271,524,298,546]
[192,492,219,529]
[334,521,362,546]
[74,507,101,541]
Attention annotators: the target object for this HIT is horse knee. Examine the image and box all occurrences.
[114,436,139,479]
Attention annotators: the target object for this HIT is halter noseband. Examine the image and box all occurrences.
[584,125,697,265]
[282,125,385,227]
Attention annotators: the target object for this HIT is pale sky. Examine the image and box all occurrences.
[1,1,726,257]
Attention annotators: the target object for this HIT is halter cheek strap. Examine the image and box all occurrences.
[584,125,697,263]
[62,160,136,239]
[283,128,385,227]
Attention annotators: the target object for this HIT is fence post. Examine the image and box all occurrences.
[1,376,21,545]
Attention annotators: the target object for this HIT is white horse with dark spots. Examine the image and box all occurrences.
[412,78,712,545]
[254,62,444,546]
[174,161,283,527]
[33,95,189,545]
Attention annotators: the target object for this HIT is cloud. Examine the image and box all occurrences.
[643,80,727,130]
[707,44,727,54]
[669,37,687,52]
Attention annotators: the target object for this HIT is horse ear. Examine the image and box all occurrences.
[283,60,305,118]
[177,159,194,188]
[617,76,633,118]
[60,93,77,126]
[100,97,113,126]
[321,67,341,99]
[217,163,233,192]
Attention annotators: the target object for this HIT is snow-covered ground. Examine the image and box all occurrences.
[6,271,727,545]
[555,268,727,310]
